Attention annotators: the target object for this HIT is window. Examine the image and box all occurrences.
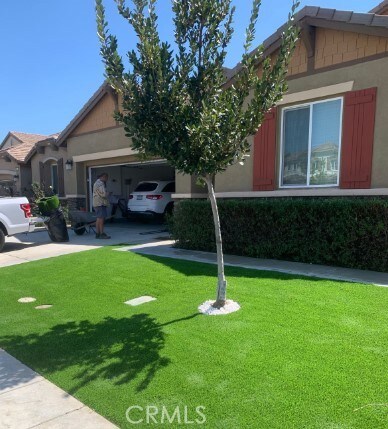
[51,164,58,194]
[162,182,175,192]
[280,98,343,187]
[134,182,158,192]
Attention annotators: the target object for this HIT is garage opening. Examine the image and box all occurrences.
[87,161,175,214]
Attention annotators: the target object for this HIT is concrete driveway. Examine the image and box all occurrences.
[0,222,171,268]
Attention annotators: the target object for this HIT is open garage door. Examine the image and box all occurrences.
[87,160,175,212]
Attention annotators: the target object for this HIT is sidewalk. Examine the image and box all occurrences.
[122,241,388,287]
[0,349,117,429]
[0,224,170,268]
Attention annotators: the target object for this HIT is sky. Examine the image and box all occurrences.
[0,0,379,140]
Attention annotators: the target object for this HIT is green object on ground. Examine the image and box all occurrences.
[0,248,387,428]
[37,195,60,215]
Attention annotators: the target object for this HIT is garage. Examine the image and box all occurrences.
[87,160,175,216]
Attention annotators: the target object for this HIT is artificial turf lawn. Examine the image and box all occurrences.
[0,248,387,428]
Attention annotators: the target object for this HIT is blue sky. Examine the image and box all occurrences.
[0,0,379,139]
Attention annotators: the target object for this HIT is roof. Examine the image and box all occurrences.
[1,142,36,163]
[370,1,388,14]
[56,82,114,147]
[0,131,51,150]
[226,5,388,84]
[55,3,388,149]
[0,131,60,164]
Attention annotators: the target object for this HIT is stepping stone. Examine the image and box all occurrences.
[124,296,156,306]
[35,305,53,310]
[18,297,36,303]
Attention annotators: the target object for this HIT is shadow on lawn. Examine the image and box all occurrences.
[135,253,335,283]
[0,314,170,394]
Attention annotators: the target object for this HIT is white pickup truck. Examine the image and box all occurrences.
[0,197,35,252]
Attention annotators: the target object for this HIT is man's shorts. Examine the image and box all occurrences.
[95,206,108,219]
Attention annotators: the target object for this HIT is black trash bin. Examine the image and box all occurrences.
[45,209,69,242]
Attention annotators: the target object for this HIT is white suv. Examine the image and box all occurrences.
[127,181,175,218]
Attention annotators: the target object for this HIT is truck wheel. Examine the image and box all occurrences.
[0,229,5,252]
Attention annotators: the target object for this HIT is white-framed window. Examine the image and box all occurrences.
[51,164,58,194]
[280,97,343,188]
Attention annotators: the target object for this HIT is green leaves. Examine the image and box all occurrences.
[95,0,300,177]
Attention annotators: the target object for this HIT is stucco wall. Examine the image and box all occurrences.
[67,126,130,158]
[0,158,17,174]
[0,158,19,195]
[214,55,388,192]
[215,136,254,192]
[30,146,68,183]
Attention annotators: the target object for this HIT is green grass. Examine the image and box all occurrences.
[0,248,387,428]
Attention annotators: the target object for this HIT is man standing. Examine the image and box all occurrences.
[93,173,111,239]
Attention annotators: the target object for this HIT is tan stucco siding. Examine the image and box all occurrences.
[30,147,67,183]
[0,158,19,194]
[0,158,17,174]
[215,56,388,193]
[315,28,388,69]
[65,127,159,195]
[71,93,117,137]
[215,136,254,192]
[67,126,130,158]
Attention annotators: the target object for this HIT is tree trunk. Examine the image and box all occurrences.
[205,175,227,308]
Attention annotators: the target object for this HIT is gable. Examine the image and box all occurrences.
[314,28,388,69]
[70,92,117,137]
[0,134,22,150]
[2,136,17,150]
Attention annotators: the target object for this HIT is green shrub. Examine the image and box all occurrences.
[36,195,60,215]
[171,198,388,272]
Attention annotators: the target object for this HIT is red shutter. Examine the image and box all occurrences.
[340,88,377,189]
[253,108,277,191]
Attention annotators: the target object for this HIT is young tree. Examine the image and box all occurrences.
[96,0,299,309]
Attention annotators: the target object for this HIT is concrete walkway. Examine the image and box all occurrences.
[0,223,170,268]
[0,349,117,429]
[123,241,388,287]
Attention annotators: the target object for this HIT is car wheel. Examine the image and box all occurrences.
[0,229,5,252]
[164,202,174,216]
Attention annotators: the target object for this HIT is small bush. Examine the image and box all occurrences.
[171,198,388,272]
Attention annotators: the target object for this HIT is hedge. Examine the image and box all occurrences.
[171,198,388,272]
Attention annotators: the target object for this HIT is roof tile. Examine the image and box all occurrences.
[332,11,353,22]
[350,12,374,25]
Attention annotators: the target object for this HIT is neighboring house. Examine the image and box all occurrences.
[29,133,67,197]
[55,2,388,209]
[0,132,48,197]
[0,131,66,198]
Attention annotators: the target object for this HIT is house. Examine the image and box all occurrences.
[0,131,66,198]
[29,133,67,197]
[4,2,387,207]
[0,132,48,197]
[56,83,176,211]
[175,2,388,199]
[53,2,388,210]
